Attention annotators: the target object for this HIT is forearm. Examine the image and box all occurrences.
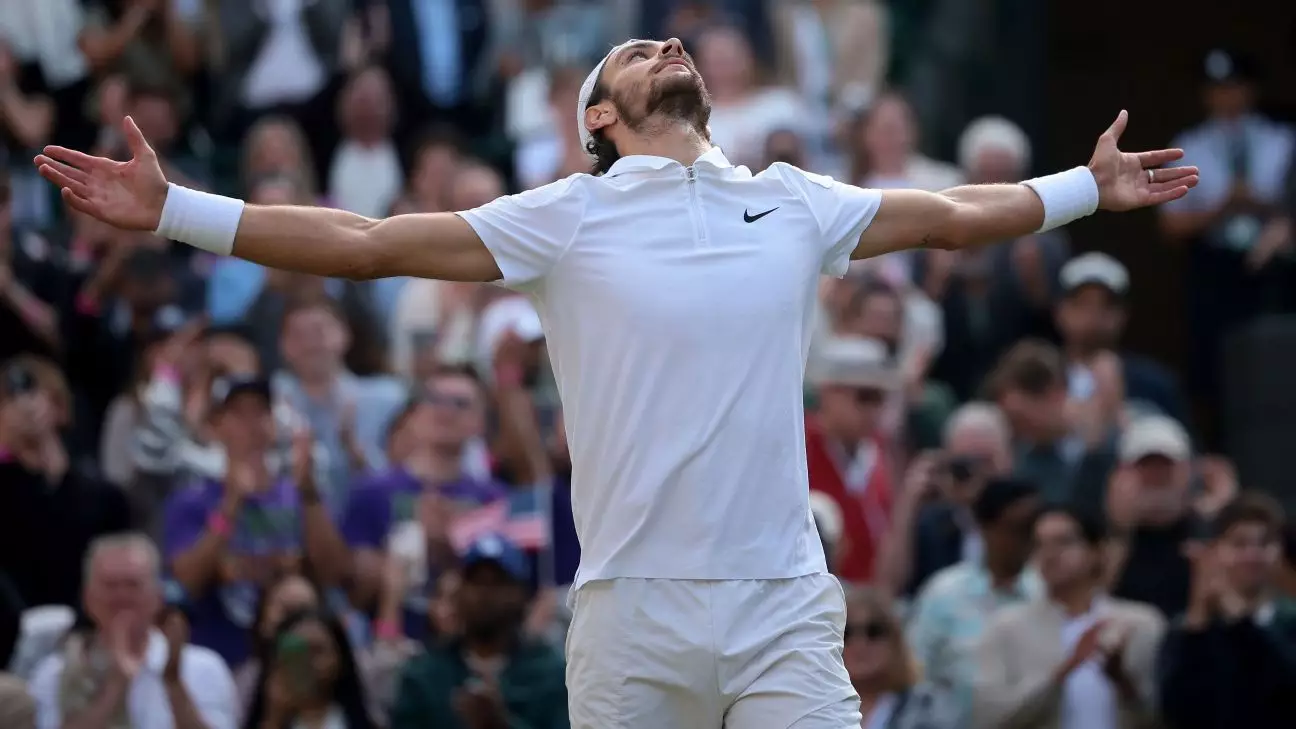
[874,497,920,596]
[300,493,352,587]
[170,503,239,595]
[231,205,384,279]
[165,678,213,729]
[939,184,1046,249]
[78,10,151,71]
[60,676,130,729]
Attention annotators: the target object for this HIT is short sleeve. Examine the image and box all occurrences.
[341,485,391,548]
[456,176,586,289]
[771,163,883,277]
[161,487,211,559]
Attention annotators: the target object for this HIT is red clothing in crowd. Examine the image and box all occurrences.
[805,417,894,583]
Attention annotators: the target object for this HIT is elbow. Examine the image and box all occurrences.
[341,221,386,281]
[931,202,975,250]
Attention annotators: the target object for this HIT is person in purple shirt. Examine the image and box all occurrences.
[162,375,304,667]
[342,366,507,640]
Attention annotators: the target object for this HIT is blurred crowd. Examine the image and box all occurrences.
[0,1,1294,728]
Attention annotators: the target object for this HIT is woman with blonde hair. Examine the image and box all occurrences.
[845,587,956,729]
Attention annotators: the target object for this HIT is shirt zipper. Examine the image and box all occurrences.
[685,166,708,246]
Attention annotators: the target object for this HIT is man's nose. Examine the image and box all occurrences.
[661,38,684,58]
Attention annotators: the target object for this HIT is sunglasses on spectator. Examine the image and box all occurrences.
[844,620,890,641]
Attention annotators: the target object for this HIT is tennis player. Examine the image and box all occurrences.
[36,37,1196,729]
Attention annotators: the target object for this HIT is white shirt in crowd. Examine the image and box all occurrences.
[29,630,238,729]
[1059,602,1119,729]
[329,140,404,218]
[706,88,810,166]
[459,147,881,589]
[243,0,327,108]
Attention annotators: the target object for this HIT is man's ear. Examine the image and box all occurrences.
[584,102,616,136]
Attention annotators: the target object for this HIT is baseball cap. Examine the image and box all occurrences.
[461,533,530,584]
[210,375,272,411]
[1059,252,1129,296]
[806,336,898,390]
[1119,414,1191,463]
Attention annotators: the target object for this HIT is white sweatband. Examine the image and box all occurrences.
[153,183,246,256]
[1022,166,1100,233]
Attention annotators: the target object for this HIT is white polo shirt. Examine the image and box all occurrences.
[30,629,237,729]
[459,147,882,588]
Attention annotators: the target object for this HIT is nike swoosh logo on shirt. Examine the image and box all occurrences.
[743,207,779,223]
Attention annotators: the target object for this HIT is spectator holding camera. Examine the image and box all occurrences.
[0,355,130,610]
[878,401,1013,597]
[1158,494,1296,729]
[28,533,237,729]
[973,506,1164,729]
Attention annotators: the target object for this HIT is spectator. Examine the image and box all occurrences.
[0,355,131,610]
[389,534,567,729]
[693,24,807,169]
[339,365,506,639]
[513,65,595,190]
[121,77,207,191]
[804,336,897,585]
[879,401,1013,597]
[233,573,322,715]
[1056,252,1189,425]
[848,91,962,195]
[769,0,888,119]
[243,608,375,729]
[908,477,1042,721]
[973,505,1164,729]
[28,533,237,729]
[845,586,957,729]
[0,39,55,230]
[1159,49,1296,424]
[0,172,64,363]
[1158,493,1296,729]
[328,64,402,220]
[162,375,304,668]
[272,296,404,505]
[0,0,95,155]
[1107,415,1201,618]
[987,340,1117,515]
[237,116,321,200]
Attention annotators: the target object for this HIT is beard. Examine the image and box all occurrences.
[614,70,711,138]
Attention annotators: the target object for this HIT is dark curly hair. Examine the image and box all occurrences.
[583,66,621,176]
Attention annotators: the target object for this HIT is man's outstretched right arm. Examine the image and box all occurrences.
[34,117,506,284]
[229,205,503,282]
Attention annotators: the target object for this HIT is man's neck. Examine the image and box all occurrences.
[296,370,339,400]
[1051,583,1099,617]
[406,447,464,483]
[615,122,712,168]
[986,560,1021,590]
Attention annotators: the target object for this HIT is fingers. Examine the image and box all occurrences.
[123,115,155,160]
[60,187,99,217]
[1103,109,1129,142]
[1150,176,1198,196]
[1150,166,1198,183]
[1138,148,1184,167]
[1146,186,1192,206]
[36,159,93,198]
[38,145,109,171]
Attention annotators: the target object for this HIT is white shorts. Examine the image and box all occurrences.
[565,574,861,729]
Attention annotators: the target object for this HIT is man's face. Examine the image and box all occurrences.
[997,387,1066,440]
[968,147,1023,184]
[0,387,61,443]
[449,166,505,210]
[280,307,348,380]
[943,425,1011,505]
[129,94,178,149]
[421,374,485,450]
[1129,454,1190,524]
[1205,81,1254,119]
[455,563,526,640]
[214,393,275,456]
[85,547,158,634]
[1216,522,1279,597]
[861,97,916,161]
[817,384,885,444]
[763,129,805,168]
[848,293,902,352]
[588,38,711,142]
[1056,286,1123,353]
[985,497,1040,573]
[340,67,395,138]
[1034,513,1096,592]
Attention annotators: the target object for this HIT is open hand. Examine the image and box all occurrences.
[34,116,168,231]
[1087,111,1199,212]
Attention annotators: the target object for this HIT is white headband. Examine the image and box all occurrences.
[576,41,640,159]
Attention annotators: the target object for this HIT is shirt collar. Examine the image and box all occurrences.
[605,146,734,176]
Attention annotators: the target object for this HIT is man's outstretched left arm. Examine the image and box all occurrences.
[852,111,1199,261]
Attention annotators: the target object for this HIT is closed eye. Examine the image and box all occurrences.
[629,50,648,60]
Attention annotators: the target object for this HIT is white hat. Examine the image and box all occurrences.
[1119,414,1191,463]
[577,41,641,159]
[806,336,898,389]
[1060,252,1130,295]
[809,491,844,547]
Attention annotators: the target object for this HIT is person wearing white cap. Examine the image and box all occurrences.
[38,34,1198,729]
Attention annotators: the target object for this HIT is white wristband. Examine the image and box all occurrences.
[1022,166,1100,233]
[153,183,245,256]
